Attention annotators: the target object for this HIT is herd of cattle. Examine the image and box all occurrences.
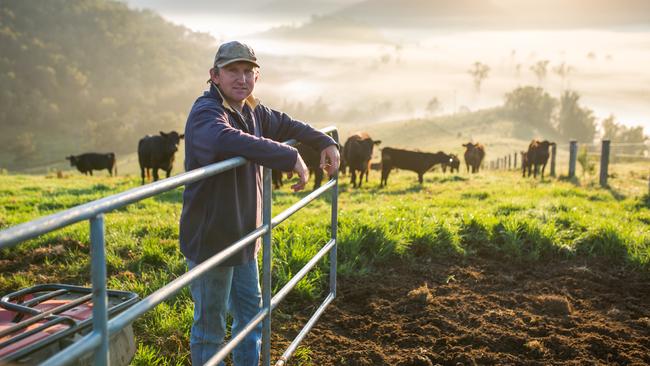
[65,130,556,187]
[65,131,184,184]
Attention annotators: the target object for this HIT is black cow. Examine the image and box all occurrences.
[462,142,486,173]
[66,153,116,176]
[442,153,460,173]
[138,131,184,184]
[343,132,381,188]
[272,143,327,190]
[525,139,555,179]
[380,148,452,186]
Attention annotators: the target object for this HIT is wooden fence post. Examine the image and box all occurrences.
[600,140,610,187]
[569,140,577,178]
[507,155,511,170]
[514,152,517,169]
[550,143,557,177]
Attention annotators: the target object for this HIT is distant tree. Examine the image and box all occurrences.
[552,62,575,90]
[503,86,557,131]
[530,60,550,85]
[601,115,648,155]
[557,91,596,142]
[468,62,490,93]
[601,115,620,141]
[426,97,441,116]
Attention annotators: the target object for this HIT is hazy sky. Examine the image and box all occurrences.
[120,0,650,131]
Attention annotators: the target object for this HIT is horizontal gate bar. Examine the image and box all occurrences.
[275,293,336,366]
[271,179,335,227]
[271,239,336,310]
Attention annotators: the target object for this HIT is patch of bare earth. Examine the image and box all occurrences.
[272,257,650,365]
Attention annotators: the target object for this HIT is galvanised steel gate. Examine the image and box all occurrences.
[0,126,340,366]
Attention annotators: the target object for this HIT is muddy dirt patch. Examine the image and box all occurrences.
[273,258,650,365]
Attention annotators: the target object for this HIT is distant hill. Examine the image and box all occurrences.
[0,0,214,171]
[259,0,650,41]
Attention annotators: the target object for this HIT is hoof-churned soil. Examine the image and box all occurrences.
[274,258,650,365]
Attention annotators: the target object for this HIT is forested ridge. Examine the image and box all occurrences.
[0,0,214,170]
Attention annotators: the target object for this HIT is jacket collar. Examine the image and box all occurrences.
[209,83,259,112]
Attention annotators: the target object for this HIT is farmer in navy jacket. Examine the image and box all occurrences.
[180,41,339,365]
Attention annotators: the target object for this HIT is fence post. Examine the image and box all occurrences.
[550,143,557,177]
[507,155,511,170]
[568,140,577,178]
[90,215,109,366]
[262,167,272,366]
[600,140,610,187]
[514,151,517,169]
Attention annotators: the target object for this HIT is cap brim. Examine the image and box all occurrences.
[216,58,260,68]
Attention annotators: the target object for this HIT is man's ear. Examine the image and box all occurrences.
[209,68,219,84]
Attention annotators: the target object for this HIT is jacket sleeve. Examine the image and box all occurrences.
[257,105,338,151]
[188,105,298,172]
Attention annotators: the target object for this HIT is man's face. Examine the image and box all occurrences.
[212,61,258,105]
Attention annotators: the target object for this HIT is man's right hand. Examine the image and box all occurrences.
[288,154,309,192]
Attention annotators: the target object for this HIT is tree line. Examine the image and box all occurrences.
[503,86,648,148]
[0,0,213,170]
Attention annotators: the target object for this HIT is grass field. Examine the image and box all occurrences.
[1,168,649,365]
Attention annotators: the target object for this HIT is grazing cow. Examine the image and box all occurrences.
[525,139,555,178]
[343,132,381,188]
[380,148,452,186]
[138,131,184,184]
[65,153,116,176]
[462,142,486,173]
[271,143,326,190]
[272,169,284,189]
[442,153,460,173]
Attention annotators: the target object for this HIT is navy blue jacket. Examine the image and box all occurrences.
[179,84,336,265]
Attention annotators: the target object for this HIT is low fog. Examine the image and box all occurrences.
[124,0,650,131]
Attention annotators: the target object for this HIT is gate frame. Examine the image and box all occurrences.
[0,126,340,366]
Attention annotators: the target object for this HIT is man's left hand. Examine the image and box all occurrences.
[320,145,340,176]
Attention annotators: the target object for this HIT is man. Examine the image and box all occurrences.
[179,41,339,365]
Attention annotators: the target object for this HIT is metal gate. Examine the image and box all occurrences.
[0,126,340,366]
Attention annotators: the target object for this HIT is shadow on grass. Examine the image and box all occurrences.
[48,184,113,197]
[557,175,582,187]
[604,185,627,201]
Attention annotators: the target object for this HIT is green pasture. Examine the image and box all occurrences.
[1,168,649,365]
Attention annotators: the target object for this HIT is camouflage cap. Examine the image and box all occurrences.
[213,41,259,68]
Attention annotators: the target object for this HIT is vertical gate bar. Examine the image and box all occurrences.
[90,215,109,366]
[330,175,338,298]
[330,130,340,298]
[550,143,557,177]
[262,167,273,366]
[569,140,578,178]
[600,140,610,187]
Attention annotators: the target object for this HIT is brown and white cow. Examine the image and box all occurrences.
[380,148,452,186]
[462,142,485,173]
[343,132,381,188]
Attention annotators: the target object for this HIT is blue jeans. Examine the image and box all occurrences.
[187,259,263,366]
